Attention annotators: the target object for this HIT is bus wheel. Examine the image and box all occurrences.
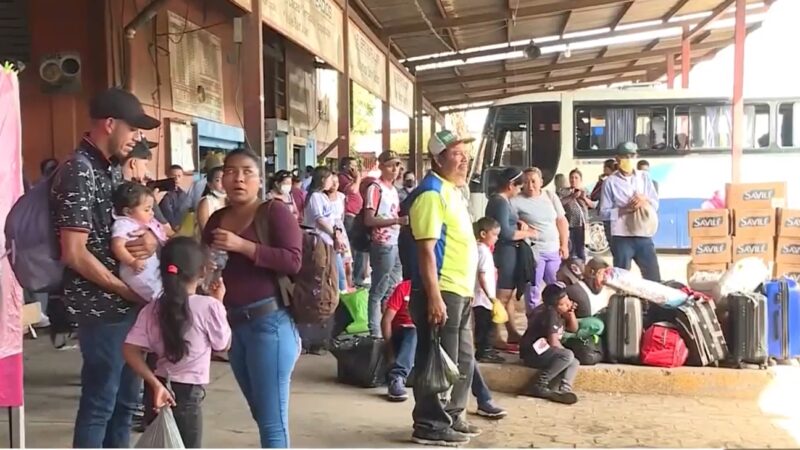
[586,220,609,255]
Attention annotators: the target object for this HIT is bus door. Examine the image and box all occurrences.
[529,102,561,186]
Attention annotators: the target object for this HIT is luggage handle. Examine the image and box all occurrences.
[773,310,780,341]
[624,312,630,344]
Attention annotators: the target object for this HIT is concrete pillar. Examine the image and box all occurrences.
[413,85,424,178]
[241,0,264,191]
[681,25,691,89]
[731,0,746,183]
[337,0,351,158]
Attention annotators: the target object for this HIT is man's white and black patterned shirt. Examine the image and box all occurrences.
[50,138,130,324]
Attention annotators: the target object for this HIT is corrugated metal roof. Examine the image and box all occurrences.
[353,0,771,107]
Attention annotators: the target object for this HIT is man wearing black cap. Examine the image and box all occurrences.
[50,87,161,448]
[599,142,661,281]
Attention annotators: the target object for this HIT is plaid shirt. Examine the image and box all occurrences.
[558,187,589,228]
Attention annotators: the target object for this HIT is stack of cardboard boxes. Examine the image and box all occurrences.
[688,182,800,281]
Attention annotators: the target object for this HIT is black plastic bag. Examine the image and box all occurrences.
[414,328,462,395]
[330,335,387,387]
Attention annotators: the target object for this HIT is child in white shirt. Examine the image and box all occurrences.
[473,217,504,364]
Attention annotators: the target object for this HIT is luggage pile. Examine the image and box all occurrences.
[600,257,800,369]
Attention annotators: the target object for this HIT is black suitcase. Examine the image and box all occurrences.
[603,295,643,363]
[673,299,728,367]
[724,292,768,368]
[330,335,387,388]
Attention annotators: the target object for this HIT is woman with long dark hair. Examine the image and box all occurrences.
[123,237,230,448]
[304,166,346,290]
[202,150,303,448]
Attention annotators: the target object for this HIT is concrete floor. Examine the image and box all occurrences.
[3,336,800,448]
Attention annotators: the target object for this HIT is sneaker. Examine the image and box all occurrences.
[452,419,482,437]
[522,383,553,400]
[550,391,578,405]
[411,428,470,447]
[476,351,506,364]
[477,402,508,420]
[387,378,408,402]
[34,314,50,329]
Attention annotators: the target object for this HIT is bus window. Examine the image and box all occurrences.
[575,106,667,153]
[779,103,800,148]
[674,105,732,150]
[744,104,770,149]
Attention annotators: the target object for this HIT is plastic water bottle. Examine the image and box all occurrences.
[201,249,228,293]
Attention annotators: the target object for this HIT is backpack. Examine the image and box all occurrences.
[349,181,381,253]
[640,322,689,368]
[5,153,94,293]
[563,336,604,366]
[254,200,339,324]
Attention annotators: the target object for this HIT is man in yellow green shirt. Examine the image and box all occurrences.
[406,130,480,446]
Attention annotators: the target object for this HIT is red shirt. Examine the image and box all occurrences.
[385,280,414,330]
[338,173,363,216]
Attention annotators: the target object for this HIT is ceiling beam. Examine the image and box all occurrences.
[405,6,764,69]
[419,39,727,87]
[663,0,693,21]
[434,75,647,107]
[426,62,666,97]
[685,0,736,40]
[383,0,628,37]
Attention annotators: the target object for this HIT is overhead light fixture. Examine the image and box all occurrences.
[524,40,542,59]
[564,44,572,58]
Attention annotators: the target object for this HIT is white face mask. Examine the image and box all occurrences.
[279,184,292,196]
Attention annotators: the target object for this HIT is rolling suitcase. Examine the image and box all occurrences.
[604,295,643,363]
[725,292,768,368]
[673,299,728,366]
[764,278,800,361]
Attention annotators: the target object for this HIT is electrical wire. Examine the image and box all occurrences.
[412,0,454,52]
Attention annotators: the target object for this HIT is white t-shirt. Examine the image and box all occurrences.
[473,243,496,310]
[364,179,401,246]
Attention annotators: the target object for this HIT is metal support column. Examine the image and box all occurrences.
[731,0,746,183]
[429,113,436,138]
[666,54,675,89]
[241,0,265,196]
[337,0,351,158]
[408,79,423,179]
[382,43,391,151]
[681,25,691,89]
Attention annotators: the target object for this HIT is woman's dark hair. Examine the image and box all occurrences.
[112,182,152,216]
[541,282,567,308]
[569,168,582,179]
[603,158,617,170]
[158,237,207,363]
[498,167,523,192]
[270,170,292,191]
[307,166,332,194]
[223,149,261,173]
[201,166,224,196]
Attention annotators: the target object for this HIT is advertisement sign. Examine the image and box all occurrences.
[262,0,344,71]
[348,20,386,101]
[0,64,24,407]
[389,64,414,117]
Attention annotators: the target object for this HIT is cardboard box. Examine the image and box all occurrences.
[776,237,800,264]
[726,182,787,210]
[732,235,775,263]
[21,302,41,327]
[777,209,800,238]
[774,263,800,282]
[688,209,730,237]
[686,262,728,281]
[690,236,732,264]
[733,208,777,237]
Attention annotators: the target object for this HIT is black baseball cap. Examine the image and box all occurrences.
[89,88,160,130]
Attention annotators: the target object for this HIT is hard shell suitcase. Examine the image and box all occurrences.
[725,292,768,368]
[673,299,728,367]
[604,295,643,363]
[764,278,800,361]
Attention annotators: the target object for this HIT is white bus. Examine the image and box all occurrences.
[468,88,800,252]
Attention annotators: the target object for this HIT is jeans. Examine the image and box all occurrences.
[569,226,586,260]
[345,214,368,285]
[472,306,494,357]
[610,236,662,282]
[157,379,205,449]
[73,313,141,448]
[228,299,300,448]
[335,253,346,291]
[368,244,402,337]
[471,366,492,407]
[528,250,561,313]
[523,346,580,392]
[409,290,475,433]
[388,327,417,381]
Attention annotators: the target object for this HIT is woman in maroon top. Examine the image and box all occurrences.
[203,150,302,448]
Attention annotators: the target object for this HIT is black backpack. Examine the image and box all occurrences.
[350,182,381,253]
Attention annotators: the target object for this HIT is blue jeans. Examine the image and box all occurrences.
[336,253,346,291]
[229,300,300,448]
[610,236,662,282]
[368,244,402,337]
[388,327,417,381]
[73,313,141,448]
[471,366,492,407]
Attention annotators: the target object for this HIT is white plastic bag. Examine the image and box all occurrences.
[712,257,771,302]
[604,267,688,307]
[135,407,185,449]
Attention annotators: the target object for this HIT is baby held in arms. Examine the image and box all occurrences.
[111,182,167,303]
